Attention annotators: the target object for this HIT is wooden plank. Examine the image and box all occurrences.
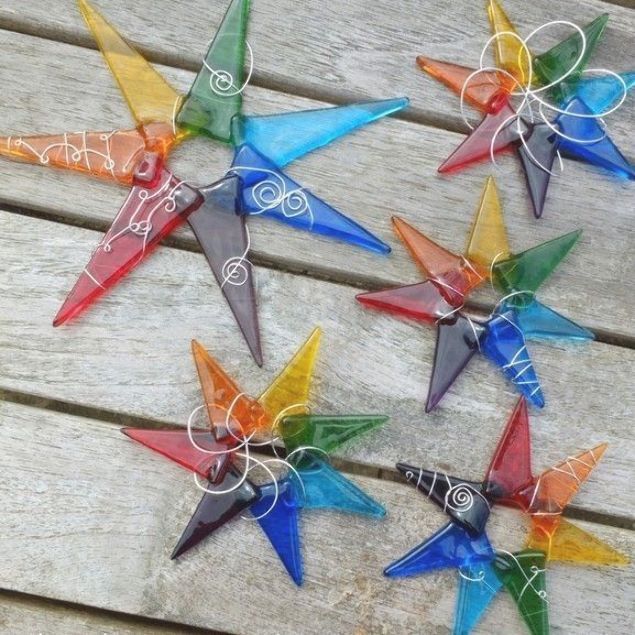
[0,593,213,634]
[0,0,632,136]
[1,211,633,522]
[0,401,632,635]
[0,32,633,338]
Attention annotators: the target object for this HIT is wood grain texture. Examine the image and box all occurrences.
[0,593,214,635]
[0,401,632,635]
[1,211,633,522]
[0,30,633,337]
[0,0,632,135]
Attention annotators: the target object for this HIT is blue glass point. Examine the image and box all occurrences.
[453,561,502,635]
[384,522,494,578]
[252,479,304,585]
[231,145,391,254]
[231,98,409,168]
[567,72,635,114]
[510,300,594,342]
[293,454,385,518]
[482,312,545,408]
[557,97,635,179]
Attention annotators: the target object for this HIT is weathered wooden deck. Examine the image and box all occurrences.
[0,0,633,633]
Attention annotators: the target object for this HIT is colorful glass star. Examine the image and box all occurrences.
[416,1,634,218]
[357,177,591,411]
[123,327,388,585]
[0,0,408,364]
[385,398,628,635]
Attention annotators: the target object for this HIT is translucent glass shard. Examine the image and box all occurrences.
[356,281,455,323]
[392,216,485,305]
[252,478,304,585]
[438,102,524,173]
[0,128,149,184]
[527,518,629,566]
[493,550,549,635]
[53,155,202,327]
[511,300,594,341]
[396,463,490,535]
[280,414,388,455]
[556,97,635,179]
[384,522,494,578]
[78,0,181,127]
[487,0,531,84]
[454,561,502,635]
[492,230,582,300]
[231,145,390,254]
[465,176,510,269]
[121,427,232,481]
[426,314,485,412]
[481,312,545,408]
[176,0,250,143]
[517,123,559,219]
[567,72,635,114]
[533,14,609,104]
[231,98,408,168]
[485,397,532,502]
[171,465,260,559]
[191,340,269,441]
[258,327,321,422]
[517,444,607,514]
[188,176,263,366]
[294,454,385,518]
[415,56,511,113]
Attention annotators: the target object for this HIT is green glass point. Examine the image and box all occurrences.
[176,0,250,142]
[533,14,609,104]
[494,550,549,635]
[280,414,388,455]
[492,230,582,301]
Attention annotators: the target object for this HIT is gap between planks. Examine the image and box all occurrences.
[0,588,226,635]
[1,387,632,532]
[2,201,634,352]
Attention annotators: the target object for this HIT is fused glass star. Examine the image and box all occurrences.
[0,0,407,364]
[357,177,592,411]
[384,398,628,635]
[416,0,634,218]
[123,327,389,585]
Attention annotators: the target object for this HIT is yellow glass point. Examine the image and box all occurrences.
[259,327,322,425]
[465,176,511,271]
[191,340,269,436]
[78,0,182,127]
[487,0,531,85]
[527,518,629,566]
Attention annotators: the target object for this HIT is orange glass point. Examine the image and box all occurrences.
[392,216,485,306]
[416,56,511,113]
[191,340,270,439]
[523,443,608,514]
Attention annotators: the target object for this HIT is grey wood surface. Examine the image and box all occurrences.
[1,211,633,524]
[0,401,632,635]
[0,0,633,633]
[0,29,633,339]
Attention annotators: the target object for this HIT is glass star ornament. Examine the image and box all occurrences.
[389,399,627,635]
[416,2,634,218]
[1,0,407,364]
[357,177,590,410]
[122,327,388,585]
